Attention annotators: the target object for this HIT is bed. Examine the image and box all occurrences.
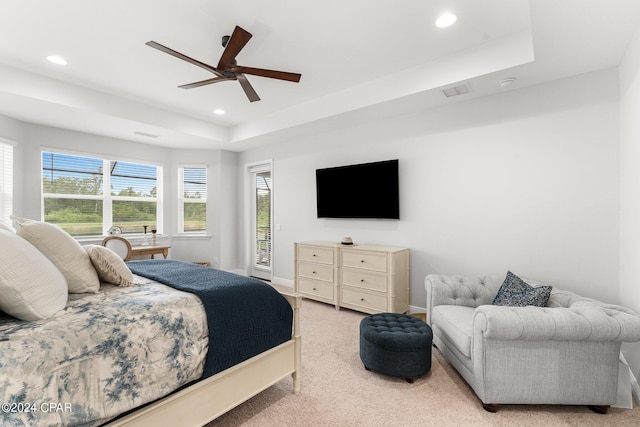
[0,258,301,427]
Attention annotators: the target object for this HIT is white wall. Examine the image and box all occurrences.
[619,23,640,399]
[1,121,239,267]
[239,69,620,309]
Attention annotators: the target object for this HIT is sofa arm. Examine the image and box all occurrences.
[474,304,640,342]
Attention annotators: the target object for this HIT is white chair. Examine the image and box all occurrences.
[101,236,132,261]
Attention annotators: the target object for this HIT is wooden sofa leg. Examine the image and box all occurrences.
[588,405,609,414]
[482,403,500,413]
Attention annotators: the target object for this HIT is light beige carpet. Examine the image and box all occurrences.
[208,299,640,426]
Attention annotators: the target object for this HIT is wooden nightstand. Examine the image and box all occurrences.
[131,245,170,259]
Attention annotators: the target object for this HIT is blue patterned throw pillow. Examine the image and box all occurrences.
[492,271,552,307]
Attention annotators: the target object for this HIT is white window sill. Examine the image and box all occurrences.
[173,233,212,240]
[76,234,169,244]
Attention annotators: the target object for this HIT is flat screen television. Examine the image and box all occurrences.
[316,159,399,219]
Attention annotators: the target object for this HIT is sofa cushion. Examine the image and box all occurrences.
[431,305,476,358]
[492,271,551,307]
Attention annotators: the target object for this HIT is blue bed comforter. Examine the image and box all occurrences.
[127,260,293,378]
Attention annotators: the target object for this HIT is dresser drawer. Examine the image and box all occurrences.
[298,245,335,264]
[299,277,334,300]
[341,269,387,292]
[341,287,387,312]
[341,250,387,272]
[298,261,333,282]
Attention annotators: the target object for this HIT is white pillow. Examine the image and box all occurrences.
[0,230,68,321]
[85,245,134,287]
[13,217,100,294]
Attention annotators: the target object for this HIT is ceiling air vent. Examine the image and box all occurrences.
[442,84,470,98]
[134,131,159,138]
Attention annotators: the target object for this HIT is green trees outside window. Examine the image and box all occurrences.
[42,152,160,236]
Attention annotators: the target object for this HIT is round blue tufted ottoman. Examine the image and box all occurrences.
[359,313,432,383]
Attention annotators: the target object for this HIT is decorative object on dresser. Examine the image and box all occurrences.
[295,241,410,314]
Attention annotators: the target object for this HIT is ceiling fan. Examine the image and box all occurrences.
[146,25,301,103]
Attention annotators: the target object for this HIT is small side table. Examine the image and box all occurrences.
[131,245,170,259]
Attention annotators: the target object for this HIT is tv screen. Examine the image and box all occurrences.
[316,159,399,219]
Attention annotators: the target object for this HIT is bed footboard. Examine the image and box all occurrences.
[107,291,302,427]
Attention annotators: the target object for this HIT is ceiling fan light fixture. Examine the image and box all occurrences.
[46,55,67,65]
[213,109,225,115]
[435,12,457,28]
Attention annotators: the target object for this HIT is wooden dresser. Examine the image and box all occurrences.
[294,241,410,314]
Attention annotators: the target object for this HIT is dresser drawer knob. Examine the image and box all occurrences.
[313,287,318,291]
[312,271,317,274]
[360,279,365,282]
[360,260,365,263]
[360,298,365,301]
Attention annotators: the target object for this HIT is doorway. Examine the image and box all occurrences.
[248,162,272,280]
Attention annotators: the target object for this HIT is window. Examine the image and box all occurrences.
[42,151,162,236]
[178,166,206,233]
[0,139,15,224]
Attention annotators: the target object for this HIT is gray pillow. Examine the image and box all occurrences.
[492,271,552,307]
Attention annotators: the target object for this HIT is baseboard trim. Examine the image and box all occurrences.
[410,305,426,314]
[272,276,294,288]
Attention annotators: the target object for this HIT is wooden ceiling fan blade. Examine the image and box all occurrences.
[217,26,253,71]
[236,74,261,102]
[146,41,223,77]
[179,76,236,89]
[229,66,301,82]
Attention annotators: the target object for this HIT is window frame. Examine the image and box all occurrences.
[41,148,163,237]
[178,164,207,234]
[0,138,16,225]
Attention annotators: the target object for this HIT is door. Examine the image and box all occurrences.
[249,163,272,280]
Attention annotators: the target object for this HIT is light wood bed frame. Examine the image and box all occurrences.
[107,288,301,427]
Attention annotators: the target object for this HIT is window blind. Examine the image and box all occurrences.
[42,151,160,236]
[0,140,14,224]
[180,166,206,232]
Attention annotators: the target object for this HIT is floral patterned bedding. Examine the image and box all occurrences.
[0,277,208,427]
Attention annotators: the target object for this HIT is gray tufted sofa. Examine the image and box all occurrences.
[425,274,640,412]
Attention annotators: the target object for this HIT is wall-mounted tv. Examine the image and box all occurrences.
[316,159,399,219]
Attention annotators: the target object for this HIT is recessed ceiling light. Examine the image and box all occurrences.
[499,77,517,88]
[46,55,67,65]
[213,109,225,115]
[435,12,457,28]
